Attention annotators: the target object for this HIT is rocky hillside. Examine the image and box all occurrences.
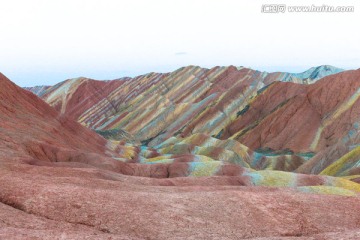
[4,65,360,238]
[26,65,344,146]
[25,65,360,175]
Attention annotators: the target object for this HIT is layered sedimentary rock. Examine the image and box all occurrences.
[291,65,344,83]
[26,65,360,174]
[23,85,51,97]
[221,69,360,153]
[3,164,360,239]
[27,65,343,147]
[296,117,360,178]
[3,66,360,238]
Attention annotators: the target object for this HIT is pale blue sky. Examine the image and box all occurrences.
[0,0,359,86]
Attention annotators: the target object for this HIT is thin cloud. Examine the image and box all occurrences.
[175,52,187,56]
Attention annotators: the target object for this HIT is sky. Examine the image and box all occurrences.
[0,0,359,87]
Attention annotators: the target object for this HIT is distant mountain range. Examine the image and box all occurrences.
[291,65,344,82]
[24,65,360,178]
[26,65,344,96]
[25,65,345,149]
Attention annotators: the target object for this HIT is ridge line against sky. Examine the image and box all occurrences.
[22,64,346,88]
[0,0,359,87]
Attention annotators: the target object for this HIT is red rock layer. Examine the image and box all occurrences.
[0,73,111,160]
[221,70,360,152]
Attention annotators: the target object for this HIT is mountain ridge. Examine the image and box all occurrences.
[23,66,360,177]
[25,65,347,149]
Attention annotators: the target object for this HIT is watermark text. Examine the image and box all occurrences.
[261,4,354,13]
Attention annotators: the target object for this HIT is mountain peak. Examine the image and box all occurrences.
[292,65,344,82]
